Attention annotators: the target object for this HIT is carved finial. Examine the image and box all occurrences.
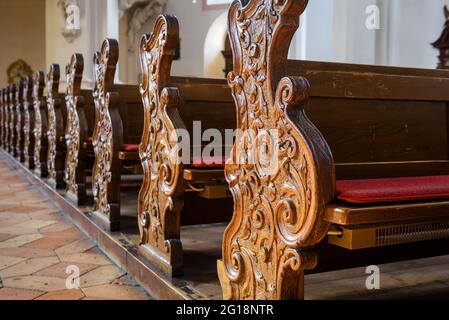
[93,39,119,100]
[66,53,84,97]
[219,0,335,300]
[47,64,60,100]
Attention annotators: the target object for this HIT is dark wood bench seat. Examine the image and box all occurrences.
[218,0,449,300]
[64,54,96,205]
[90,39,145,231]
[46,64,68,189]
[137,15,236,276]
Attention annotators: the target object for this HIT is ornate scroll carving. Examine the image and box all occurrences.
[15,80,25,162]
[92,38,123,230]
[0,89,5,148]
[64,54,85,202]
[218,0,335,300]
[8,85,17,156]
[7,60,33,84]
[138,15,185,275]
[33,71,48,177]
[46,64,66,189]
[22,76,34,169]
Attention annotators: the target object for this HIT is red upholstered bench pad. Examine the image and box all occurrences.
[191,156,228,168]
[122,144,139,152]
[336,175,449,204]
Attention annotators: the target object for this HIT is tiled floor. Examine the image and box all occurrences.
[0,152,151,300]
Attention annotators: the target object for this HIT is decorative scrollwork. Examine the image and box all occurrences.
[64,54,84,196]
[15,80,25,161]
[33,71,46,175]
[8,84,17,155]
[46,64,60,183]
[218,0,335,300]
[138,15,185,274]
[0,89,4,148]
[92,38,119,224]
[22,76,34,169]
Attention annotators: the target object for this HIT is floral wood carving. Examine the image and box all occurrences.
[22,76,34,169]
[8,85,17,156]
[64,54,84,196]
[218,0,335,300]
[33,71,47,176]
[3,88,11,152]
[138,15,185,274]
[0,89,4,148]
[46,64,61,184]
[92,38,122,228]
[15,80,25,162]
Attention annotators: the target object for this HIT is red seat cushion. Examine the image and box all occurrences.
[191,156,228,168]
[122,144,139,152]
[87,136,94,142]
[336,175,449,204]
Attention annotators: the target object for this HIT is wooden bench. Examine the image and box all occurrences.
[218,0,449,300]
[138,15,236,276]
[22,76,35,170]
[7,84,17,157]
[64,53,96,205]
[0,88,6,150]
[91,38,144,231]
[32,71,49,178]
[14,80,25,163]
[46,64,67,189]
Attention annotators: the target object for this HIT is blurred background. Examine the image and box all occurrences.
[0,0,447,87]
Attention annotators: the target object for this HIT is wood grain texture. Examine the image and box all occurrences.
[22,76,34,170]
[33,71,48,178]
[14,80,25,162]
[8,84,17,157]
[218,0,335,300]
[46,64,67,189]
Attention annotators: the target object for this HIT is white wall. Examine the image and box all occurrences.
[289,0,446,69]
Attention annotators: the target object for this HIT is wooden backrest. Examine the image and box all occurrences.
[286,60,449,180]
[113,84,143,144]
[170,77,235,153]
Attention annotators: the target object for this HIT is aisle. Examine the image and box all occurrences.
[0,152,150,300]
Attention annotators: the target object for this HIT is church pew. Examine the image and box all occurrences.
[64,53,96,206]
[46,64,67,190]
[7,84,17,157]
[22,76,35,170]
[138,15,236,276]
[91,38,144,231]
[14,79,25,162]
[218,0,449,300]
[32,71,49,178]
[0,88,5,149]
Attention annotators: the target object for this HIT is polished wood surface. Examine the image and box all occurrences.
[91,38,144,231]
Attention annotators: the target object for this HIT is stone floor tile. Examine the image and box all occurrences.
[82,284,149,300]
[34,262,98,279]
[2,275,68,292]
[60,253,112,266]
[0,287,44,300]
[40,222,74,234]
[0,233,15,242]
[0,247,57,259]
[5,206,50,214]
[0,225,40,236]
[0,255,28,270]
[22,236,76,251]
[0,256,60,278]
[14,219,58,230]
[34,289,85,300]
[0,234,44,249]
[79,265,126,288]
[55,239,96,257]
